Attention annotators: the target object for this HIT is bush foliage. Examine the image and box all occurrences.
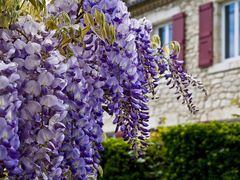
[100,122,240,180]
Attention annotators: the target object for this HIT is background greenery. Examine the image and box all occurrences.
[99,122,240,180]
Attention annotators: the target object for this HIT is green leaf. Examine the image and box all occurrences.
[109,24,116,44]
[45,19,58,30]
[29,0,45,11]
[76,27,82,37]
[151,35,161,48]
[29,0,38,9]
[83,13,89,26]
[61,12,71,24]
[100,12,105,28]
[0,16,11,28]
[61,32,71,48]
[81,25,90,39]
[105,23,111,40]
[100,24,107,40]
[98,165,104,177]
[39,0,46,12]
[84,12,95,27]
[170,41,181,56]
[69,26,75,35]
[94,9,102,26]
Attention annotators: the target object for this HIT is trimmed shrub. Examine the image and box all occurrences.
[100,122,240,180]
[162,122,240,180]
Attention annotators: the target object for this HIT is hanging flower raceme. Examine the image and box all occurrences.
[0,0,206,179]
[0,31,22,175]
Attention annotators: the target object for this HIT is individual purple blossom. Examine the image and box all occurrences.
[24,55,41,70]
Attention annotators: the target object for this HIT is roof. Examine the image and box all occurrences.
[124,0,177,17]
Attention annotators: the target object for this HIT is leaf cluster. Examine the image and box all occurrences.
[0,0,46,28]
[0,0,20,28]
[84,10,116,45]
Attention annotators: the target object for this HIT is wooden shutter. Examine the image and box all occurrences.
[173,12,185,61]
[199,2,213,68]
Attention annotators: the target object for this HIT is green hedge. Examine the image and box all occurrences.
[99,122,240,180]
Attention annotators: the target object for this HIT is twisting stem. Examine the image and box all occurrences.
[74,0,85,24]
[16,28,29,42]
[20,0,27,10]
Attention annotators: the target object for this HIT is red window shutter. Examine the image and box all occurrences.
[199,2,213,68]
[173,12,185,61]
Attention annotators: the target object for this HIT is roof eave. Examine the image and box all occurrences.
[129,0,177,17]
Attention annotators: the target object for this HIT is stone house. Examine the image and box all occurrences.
[103,0,240,132]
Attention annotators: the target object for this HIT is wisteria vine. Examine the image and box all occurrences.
[0,0,206,179]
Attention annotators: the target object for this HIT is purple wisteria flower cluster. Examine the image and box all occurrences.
[0,0,206,179]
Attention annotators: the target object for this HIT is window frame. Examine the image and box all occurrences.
[156,22,173,46]
[222,0,240,61]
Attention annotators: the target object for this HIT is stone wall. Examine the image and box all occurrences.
[103,0,240,132]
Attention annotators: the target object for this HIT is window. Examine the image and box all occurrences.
[158,23,173,45]
[222,0,240,60]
